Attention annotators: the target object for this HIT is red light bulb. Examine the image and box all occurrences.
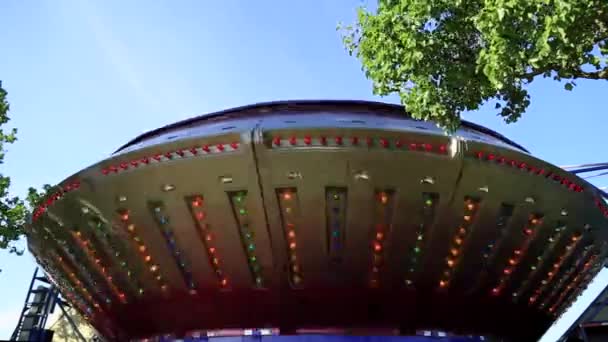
[192,197,203,207]
[379,193,388,204]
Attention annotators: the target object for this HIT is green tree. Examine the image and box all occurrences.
[0,81,27,259]
[0,81,47,270]
[341,0,608,131]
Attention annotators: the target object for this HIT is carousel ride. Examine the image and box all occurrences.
[24,100,608,341]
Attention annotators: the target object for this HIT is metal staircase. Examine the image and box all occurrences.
[11,267,57,341]
[11,267,87,342]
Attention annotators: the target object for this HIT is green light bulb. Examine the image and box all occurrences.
[248,244,255,251]
[239,208,247,215]
[333,194,340,200]
[425,199,433,206]
[414,247,420,253]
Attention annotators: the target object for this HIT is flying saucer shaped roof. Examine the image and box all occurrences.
[26,100,608,341]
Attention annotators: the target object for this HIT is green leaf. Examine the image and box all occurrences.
[339,0,608,132]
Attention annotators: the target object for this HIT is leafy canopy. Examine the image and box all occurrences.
[0,81,47,269]
[341,0,608,131]
[0,81,26,257]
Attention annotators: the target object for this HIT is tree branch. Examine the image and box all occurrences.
[571,67,608,80]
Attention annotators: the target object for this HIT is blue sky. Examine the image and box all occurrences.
[0,0,606,340]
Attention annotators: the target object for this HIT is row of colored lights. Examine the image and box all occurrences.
[468,206,514,296]
[229,192,264,288]
[152,204,198,293]
[326,188,347,262]
[43,257,94,316]
[552,263,599,317]
[473,151,583,193]
[594,197,608,218]
[370,191,394,288]
[439,198,480,289]
[101,142,240,176]
[555,273,596,317]
[270,135,449,155]
[86,215,145,297]
[491,214,543,296]
[278,189,303,286]
[528,232,582,305]
[513,224,567,300]
[63,242,113,307]
[541,245,596,311]
[71,230,127,304]
[405,193,438,286]
[118,210,167,291]
[42,219,112,306]
[481,204,514,267]
[53,252,100,311]
[550,255,599,314]
[32,180,81,221]
[187,196,229,289]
